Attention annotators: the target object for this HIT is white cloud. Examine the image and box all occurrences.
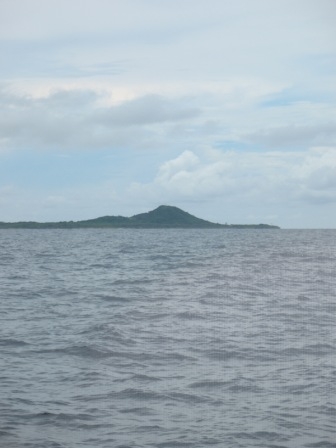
[141,147,336,206]
[156,150,200,180]
[155,150,231,196]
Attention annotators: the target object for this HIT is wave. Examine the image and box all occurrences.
[0,338,29,346]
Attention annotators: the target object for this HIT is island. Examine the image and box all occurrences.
[0,205,280,229]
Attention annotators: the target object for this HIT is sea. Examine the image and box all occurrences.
[0,229,335,448]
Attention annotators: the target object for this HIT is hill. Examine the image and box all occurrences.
[0,205,280,229]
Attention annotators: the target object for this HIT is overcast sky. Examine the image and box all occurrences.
[1,0,335,228]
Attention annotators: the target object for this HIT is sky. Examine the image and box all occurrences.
[0,0,335,228]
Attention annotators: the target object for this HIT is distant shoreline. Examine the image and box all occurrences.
[0,205,280,229]
[0,224,280,229]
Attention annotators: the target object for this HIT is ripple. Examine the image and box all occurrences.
[1,228,335,448]
[0,338,29,347]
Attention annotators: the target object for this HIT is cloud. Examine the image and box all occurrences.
[246,123,336,149]
[293,147,336,203]
[131,147,336,206]
[1,0,335,93]
[2,80,334,156]
[0,88,200,151]
[155,150,231,196]
[94,95,200,126]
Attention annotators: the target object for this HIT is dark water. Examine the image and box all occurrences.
[0,229,335,448]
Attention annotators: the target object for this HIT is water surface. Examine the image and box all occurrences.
[0,229,335,447]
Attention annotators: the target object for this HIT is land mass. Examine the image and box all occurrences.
[0,205,280,229]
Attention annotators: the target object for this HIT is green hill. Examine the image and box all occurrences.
[0,205,280,229]
[129,205,222,228]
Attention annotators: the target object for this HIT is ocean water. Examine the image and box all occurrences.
[0,229,335,448]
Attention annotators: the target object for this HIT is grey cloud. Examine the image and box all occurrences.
[38,89,98,109]
[296,165,336,204]
[0,89,201,150]
[246,123,336,148]
[306,166,336,190]
[94,95,200,127]
[297,188,336,205]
